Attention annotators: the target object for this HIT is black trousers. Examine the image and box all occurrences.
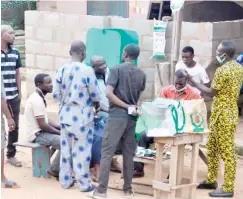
[134,131,154,171]
[7,96,21,159]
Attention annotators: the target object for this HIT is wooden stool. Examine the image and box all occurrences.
[153,134,204,199]
[14,141,56,178]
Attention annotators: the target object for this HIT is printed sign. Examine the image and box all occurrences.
[152,19,168,59]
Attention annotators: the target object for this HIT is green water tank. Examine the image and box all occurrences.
[85,28,139,69]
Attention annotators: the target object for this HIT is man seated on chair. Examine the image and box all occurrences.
[24,74,60,178]
[133,69,201,177]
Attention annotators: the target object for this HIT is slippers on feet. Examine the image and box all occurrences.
[1,180,20,189]
[7,158,22,167]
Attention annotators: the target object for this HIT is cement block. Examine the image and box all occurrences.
[25,54,35,68]
[212,21,231,40]
[58,44,70,58]
[154,62,170,96]
[179,40,190,52]
[73,31,87,43]
[79,15,105,30]
[198,57,214,69]
[138,51,154,68]
[110,17,130,30]
[25,11,40,25]
[189,40,212,57]
[43,12,61,28]
[129,19,153,36]
[36,28,53,41]
[55,57,70,70]
[54,29,73,43]
[181,22,201,39]
[36,55,54,70]
[241,21,243,37]
[142,68,155,83]
[204,23,213,41]
[63,14,80,29]
[140,82,154,100]
[25,25,35,39]
[25,39,43,54]
[233,38,243,54]
[43,42,62,56]
[230,21,241,38]
[140,36,153,51]
[212,40,221,57]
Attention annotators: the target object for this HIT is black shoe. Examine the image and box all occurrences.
[47,169,59,178]
[197,180,218,189]
[82,184,96,192]
[133,170,144,178]
[209,188,234,197]
[124,190,134,198]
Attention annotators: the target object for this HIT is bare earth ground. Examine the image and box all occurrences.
[2,81,243,199]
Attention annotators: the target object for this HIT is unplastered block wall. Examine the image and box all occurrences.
[25,11,173,101]
[180,19,243,68]
[211,20,243,57]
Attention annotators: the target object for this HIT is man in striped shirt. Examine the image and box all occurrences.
[1,25,22,167]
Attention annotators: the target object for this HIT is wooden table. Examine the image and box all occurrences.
[153,133,205,199]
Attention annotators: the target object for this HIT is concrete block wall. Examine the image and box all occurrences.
[25,11,173,101]
[180,19,243,68]
[25,11,243,103]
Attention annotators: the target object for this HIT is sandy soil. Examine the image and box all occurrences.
[2,114,243,199]
[2,82,243,199]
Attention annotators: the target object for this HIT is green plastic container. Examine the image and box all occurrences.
[85,28,139,69]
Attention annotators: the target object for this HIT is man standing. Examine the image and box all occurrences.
[90,56,109,182]
[1,25,22,167]
[53,41,100,192]
[1,76,19,188]
[176,46,210,94]
[90,44,146,198]
[190,41,243,197]
[133,69,201,177]
[25,74,61,178]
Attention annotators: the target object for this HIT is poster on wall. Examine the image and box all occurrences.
[151,19,168,59]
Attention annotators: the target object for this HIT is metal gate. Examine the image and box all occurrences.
[87,0,128,18]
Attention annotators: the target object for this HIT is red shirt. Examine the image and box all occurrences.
[159,85,201,100]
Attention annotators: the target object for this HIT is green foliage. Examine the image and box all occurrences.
[1,0,36,30]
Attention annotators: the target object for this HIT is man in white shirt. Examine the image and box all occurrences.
[175,46,210,94]
[24,74,60,178]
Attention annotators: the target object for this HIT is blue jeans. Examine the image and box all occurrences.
[90,111,108,166]
[90,134,102,167]
[34,132,60,173]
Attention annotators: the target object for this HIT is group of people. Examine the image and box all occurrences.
[1,24,243,199]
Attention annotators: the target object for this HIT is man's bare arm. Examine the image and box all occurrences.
[106,85,129,109]
[193,81,217,97]
[16,68,21,98]
[36,117,60,135]
[1,97,15,131]
[48,119,60,130]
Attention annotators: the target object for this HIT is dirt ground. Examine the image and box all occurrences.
[2,82,243,199]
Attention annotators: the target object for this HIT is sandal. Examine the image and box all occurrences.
[7,157,22,167]
[1,180,20,189]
